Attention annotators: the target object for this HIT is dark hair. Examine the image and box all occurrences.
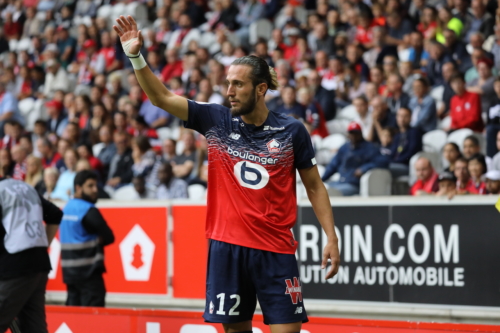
[74,170,97,189]
[455,156,469,165]
[133,135,152,153]
[415,77,430,87]
[19,134,32,144]
[41,137,53,150]
[34,119,47,127]
[77,142,93,156]
[231,55,279,93]
[450,73,465,83]
[468,153,487,174]
[398,107,412,114]
[445,142,462,157]
[464,135,480,147]
[134,115,149,127]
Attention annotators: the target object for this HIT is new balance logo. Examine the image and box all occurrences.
[295,307,303,314]
[285,277,303,304]
[229,133,240,140]
[263,125,285,131]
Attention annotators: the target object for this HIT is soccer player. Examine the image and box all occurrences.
[114,16,340,333]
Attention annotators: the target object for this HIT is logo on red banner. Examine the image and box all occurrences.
[285,277,302,304]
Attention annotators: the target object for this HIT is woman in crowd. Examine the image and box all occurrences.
[35,166,59,199]
[467,58,496,116]
[24,155,43,187]
[408,77,437,133]
[443,142,462,173]
[468,154,487,194]
[132,135,156,185]
[0,148,14,178]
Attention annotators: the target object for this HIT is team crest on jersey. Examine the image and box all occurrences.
[285,277,302,304]
[266,139,281,153]
[209,301,214,314]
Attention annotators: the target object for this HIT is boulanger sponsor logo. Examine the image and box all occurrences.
[234,161,270,190]
[299,223,464,287]
[228,147,278,165]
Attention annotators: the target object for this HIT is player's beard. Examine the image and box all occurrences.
[230,88,257,117]
[82,191,98,204]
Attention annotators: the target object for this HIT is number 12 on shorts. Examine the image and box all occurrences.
[212,293,240,315]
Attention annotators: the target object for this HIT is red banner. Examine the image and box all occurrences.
[45,306,500,333]
[47,207,168,295]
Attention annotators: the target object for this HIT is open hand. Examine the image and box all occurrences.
[113,15,143,55]
[322,240,340,279]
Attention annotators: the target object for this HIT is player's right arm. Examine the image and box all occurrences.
[113,16,188,121]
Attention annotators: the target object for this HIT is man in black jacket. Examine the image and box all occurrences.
[0,178,63,333]
[106,131,133,189]
[61,171,114,307]
[308,70,336,120]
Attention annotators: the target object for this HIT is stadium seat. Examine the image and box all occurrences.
[111,3,126,22]
[92,142,105,158]
[422,129,447,153]
[97,5,112,19]
[439,116,451,130]
[430,85,445,103]
[315,134,346,165]
[126,2,148,26]
[447,128,474,152]
[360,169,392,197]
[18,98,35,118]
[112,185,139,200]
[249,19,273,45]
[199,32,217,49]
[16,38,32,52]
[336,104,358,121]
[157,127,172,141]
[188,184,206,200]
[176,140,185,156]
[409,151,441,185]
[8,40,17,52]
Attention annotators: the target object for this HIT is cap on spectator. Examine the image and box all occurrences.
[284,27,300,37]
[485,170,500,181]
[56,25,68,32]
[438,171,457,182]
[45,100,63,111]
[46,59,57,68]
[83,39,97,49]
[347,122,362,132]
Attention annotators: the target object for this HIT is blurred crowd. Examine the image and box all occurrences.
[1,0,500,199]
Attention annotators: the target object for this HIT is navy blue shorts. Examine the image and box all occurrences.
[203,240,308,325]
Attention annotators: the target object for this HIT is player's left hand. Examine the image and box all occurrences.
[322,240,340,279]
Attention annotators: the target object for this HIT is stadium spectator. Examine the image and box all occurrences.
[0,82,23,137]
[172,130,197,181]
[321,122,388,196]
[37,137,60,169]
[386,11,414,46]
[435,6,463,44]
[161,138,177,163]
[426,41,452,87]
[11,144,28,181]
[442,28,470,73]
[462,135,485,162]
[455,157,479,194]
[106,132,133,189]
[276,85,306,119]
[35,166,59,199]
[466,58,496,116]
[437,62,457,118]
[55,139,70,174]
[56,26,76,69]
[443,142,462,173]
[408,77,437,133]
[352,96,372,140]
[131,136,156,180]
[485,170,500,194]
[156,162,189,199]
[408,31,429,70]
[51,148,78,201]
[389,108,423,178]
[467,0,494,43]
[307,69,336,121]
[0,149,14,178]
[386,74,410,114]
[77,143,103,176]
[25,155,42,187]
[468,154,487,194]
[449,73,483,132]
[410,157,439,195]
[434,171,457,198]
[43,59,70,99]
[167,14,201,55]
[368,96,397,144]
[22,6,41,39]
[46,100,68,138]
[132,175,156,199]
[486,77,500,157]
[0,120,22,150]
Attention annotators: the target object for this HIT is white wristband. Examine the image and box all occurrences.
[129,53,147,70]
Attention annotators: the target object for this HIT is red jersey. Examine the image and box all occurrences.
[160,60,183,84]
[411,172,439,195]
[185,101,316,254]
[13,160,27,181]
[100,47,116,69]
[450,91,484,132]
[456,178,479,194]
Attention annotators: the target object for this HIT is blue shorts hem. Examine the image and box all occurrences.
[203,314,254,324]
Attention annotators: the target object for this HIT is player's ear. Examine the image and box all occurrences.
[257,82,267,96]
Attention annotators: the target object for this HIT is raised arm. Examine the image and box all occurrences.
[113,15,188,121]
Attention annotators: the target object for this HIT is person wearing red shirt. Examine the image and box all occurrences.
[99,31,120,73]
[355,11,377,48]
[411,157,439,195]
[449,73,483,132]
[11,144,28,181]
[37,137,61,168]
[128,115,158,140]
[454,157,479,194]
[76,143,103,176]
[282,28,301,64]
[3,12,21,40]
[160,49,183,84]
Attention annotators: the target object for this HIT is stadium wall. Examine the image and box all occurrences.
[46,197,500,324]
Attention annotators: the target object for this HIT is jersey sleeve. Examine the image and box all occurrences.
[291,121,317,169]
[184,100,229,136]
